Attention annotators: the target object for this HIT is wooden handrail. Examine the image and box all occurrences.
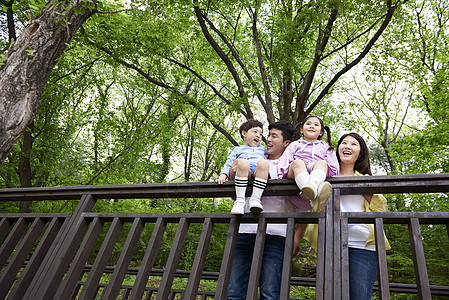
[0,173,448,201]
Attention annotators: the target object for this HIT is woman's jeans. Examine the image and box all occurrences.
[349,247,378,300]
[227,233,285,300]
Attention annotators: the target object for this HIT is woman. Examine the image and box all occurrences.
[304,132,390,300]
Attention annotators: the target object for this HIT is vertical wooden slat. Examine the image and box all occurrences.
[129,218,167,300]
[408,217,432,300]
[0,217,28,269]
[374,217,390,300]
[183,218,213,299]
[323,189,336,299]
[156,217,190,300]
[8,217,63,300]
[54,217,103,300]
[446,220,449,238]
[0,217,45,299]
[280,217,295,300]
[0,217,12,243]
[315,216,326,300]
[70,284,83,300]
[340,214,349,300]
[26,194,96,300]
[144,289,153,300]
[246,217,267,299]
[332,189,341,300]
[78,217,123,299]
[102,218,144,299]
[215,216,239,299]
[122,287,131,300]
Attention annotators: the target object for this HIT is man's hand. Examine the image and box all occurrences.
[216,173,228,184]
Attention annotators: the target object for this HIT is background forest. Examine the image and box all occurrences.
[0,0,448,298]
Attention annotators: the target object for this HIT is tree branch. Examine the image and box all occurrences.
[95,43,239,146]
[165,57,249,119]
[295,9,338,122]
[250,7,275,124]
[307,0,400,116]
[193,0,254,120]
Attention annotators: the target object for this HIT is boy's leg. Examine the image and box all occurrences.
[249,159,268,213]
[232,159,251,215]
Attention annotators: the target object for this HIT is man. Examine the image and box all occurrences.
[226,121,310,300]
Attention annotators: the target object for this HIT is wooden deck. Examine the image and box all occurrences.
[1,174,449,299]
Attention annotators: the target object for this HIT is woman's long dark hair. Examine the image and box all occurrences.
[298,115,333,150]
[337,132,372,175]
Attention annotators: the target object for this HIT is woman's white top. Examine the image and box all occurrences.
[340,194,376,251]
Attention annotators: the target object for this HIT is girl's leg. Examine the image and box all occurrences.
[249,159,269,213]
[231,159,251,214]
[302,161,331,212]
[287,159,309,191]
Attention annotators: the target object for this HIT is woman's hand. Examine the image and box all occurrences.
[363,194,373,203]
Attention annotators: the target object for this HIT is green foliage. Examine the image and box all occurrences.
[1,0,449,294]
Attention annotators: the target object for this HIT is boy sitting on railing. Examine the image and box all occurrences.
[216,119,269,215]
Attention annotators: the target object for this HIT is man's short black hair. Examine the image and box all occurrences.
[268,121,295,141]
[239,119,263,140]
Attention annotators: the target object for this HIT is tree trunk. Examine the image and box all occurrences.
[17,125,34,212]
[0,0,96,164]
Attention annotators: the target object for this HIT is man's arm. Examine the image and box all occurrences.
[293,224,306,257]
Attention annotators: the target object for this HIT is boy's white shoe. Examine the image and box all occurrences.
[249,197,263,213]
[231,200,245,215]
[311,181,332,212]
[300,184,317,201]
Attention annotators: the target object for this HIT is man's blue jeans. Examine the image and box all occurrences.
[227,233,285,300]
[349,247,378,300]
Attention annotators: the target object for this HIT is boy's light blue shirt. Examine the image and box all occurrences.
[220,144,267,177]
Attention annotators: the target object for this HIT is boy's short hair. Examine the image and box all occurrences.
[268,121,295,141]
[239,119,263,140]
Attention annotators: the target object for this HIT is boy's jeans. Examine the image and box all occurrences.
[227,233,285,300]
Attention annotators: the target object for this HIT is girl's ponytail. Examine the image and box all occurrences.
[323,125,333,150]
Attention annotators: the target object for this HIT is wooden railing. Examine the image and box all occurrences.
[0,174,448,299]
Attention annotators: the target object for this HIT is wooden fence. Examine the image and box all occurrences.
[0,173,449,299]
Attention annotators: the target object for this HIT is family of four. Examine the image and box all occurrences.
[216,117,389,300]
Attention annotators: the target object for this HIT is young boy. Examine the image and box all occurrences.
[216,119,269,214]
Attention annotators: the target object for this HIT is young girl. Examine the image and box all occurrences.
[276,116,339,212]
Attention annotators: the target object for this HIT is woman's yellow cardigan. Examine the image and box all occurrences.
[303,171,391,251]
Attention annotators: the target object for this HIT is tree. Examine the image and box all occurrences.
[0,0,97,164]
[83,0,406,146]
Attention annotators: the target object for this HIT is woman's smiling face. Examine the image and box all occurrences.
[338,135,361,166]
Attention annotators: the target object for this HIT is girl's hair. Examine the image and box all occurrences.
[336,132,372,175]
[298,115,333,150]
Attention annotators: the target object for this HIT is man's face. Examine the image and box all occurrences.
[266,128,290,158]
